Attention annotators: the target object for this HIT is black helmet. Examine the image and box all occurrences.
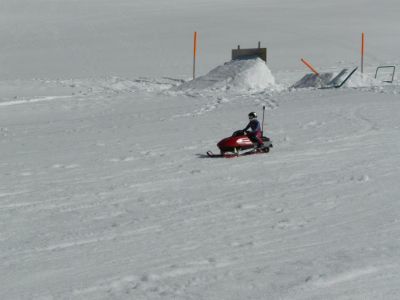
[248,112,257,119]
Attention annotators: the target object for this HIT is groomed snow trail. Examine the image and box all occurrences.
[1,79,400,299]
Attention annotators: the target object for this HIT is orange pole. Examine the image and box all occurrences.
[301,58,319,76]
[361,32,365,73]
[193,31,197,79]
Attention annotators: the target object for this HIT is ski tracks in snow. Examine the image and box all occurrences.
[0,95,73,107]
[170,92,279,119]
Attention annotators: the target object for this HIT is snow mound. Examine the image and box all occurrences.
[176,58,281,93]
[347,73,385,88]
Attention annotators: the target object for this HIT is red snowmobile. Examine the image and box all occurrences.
[206,130,272,158]
[207,106,272,158]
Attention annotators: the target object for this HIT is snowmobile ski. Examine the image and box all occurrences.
[206,147,269,158]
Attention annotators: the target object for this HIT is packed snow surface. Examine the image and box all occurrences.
[2,0,400,299]
[2,76,400,300]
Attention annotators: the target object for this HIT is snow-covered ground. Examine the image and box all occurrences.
[1,0,400,299]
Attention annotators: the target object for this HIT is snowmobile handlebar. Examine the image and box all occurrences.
[232,130,247,137]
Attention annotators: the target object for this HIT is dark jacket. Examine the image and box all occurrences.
[244,119,261,135]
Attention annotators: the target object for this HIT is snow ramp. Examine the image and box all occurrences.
[291,68,359,89]
[176,58,281,93]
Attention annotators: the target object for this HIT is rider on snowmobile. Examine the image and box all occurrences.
[243,112,264,149]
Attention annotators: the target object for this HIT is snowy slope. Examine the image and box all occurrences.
[1,76,400,300]
[2,0,400,299]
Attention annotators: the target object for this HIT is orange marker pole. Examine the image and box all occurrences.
[361,32,365,73]
[193,31,197,79]
[301,58,319,76]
